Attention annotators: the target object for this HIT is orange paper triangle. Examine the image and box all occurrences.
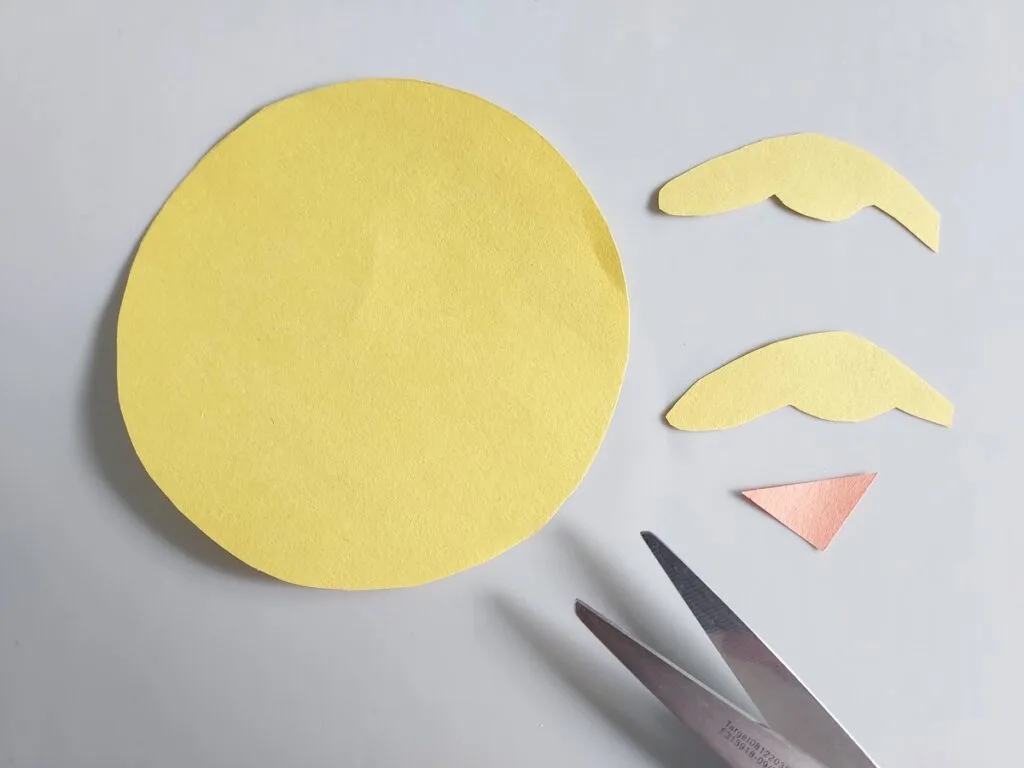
[741,473,877,550]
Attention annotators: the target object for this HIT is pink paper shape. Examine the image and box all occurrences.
[741,473,877,550]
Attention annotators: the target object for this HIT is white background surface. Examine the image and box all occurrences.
[1,2,1020,766]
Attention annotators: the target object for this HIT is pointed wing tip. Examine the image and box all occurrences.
[938,401,954,427]
[663,404,683,429]
[655,186,669,213]
[656,183,679,215]
[664,407,716,432]
[657,178,690,216]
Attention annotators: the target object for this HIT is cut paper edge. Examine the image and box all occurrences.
[665,331,954,431]
[657,133,940,251]
[741,473,877,550]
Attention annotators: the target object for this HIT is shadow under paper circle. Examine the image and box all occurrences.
[81,247,268,581]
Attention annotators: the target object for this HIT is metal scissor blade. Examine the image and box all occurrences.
[641,531,878,768]
[576,600,825,768]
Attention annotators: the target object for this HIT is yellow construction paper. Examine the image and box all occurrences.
[658,133,940,251]
[667,332,952,430]
[118,79,629,590]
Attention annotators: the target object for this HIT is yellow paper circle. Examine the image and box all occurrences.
[118,79,628,589]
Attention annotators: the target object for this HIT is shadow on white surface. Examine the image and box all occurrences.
[555,526,735,694]
[80,245,268,582]
[491,596,722,768]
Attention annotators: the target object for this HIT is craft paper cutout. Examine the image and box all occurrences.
[742,473,877,550]
[667,331,953,430]
[118,79,629,590]
[658,133,940,250]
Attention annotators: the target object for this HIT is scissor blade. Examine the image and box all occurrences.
[641,531,878,768]
[575,600,825,768]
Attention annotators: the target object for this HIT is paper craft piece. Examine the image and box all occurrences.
[667,331,953,430]
[118,79,629,590]
[742,473,877,550]
[658,133,940,250]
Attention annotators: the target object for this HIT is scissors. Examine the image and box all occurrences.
[575,532,879,768]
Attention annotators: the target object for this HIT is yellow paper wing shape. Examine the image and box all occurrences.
[118,79,629,590]
[658,133,940,251]
[667,332,953,430]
